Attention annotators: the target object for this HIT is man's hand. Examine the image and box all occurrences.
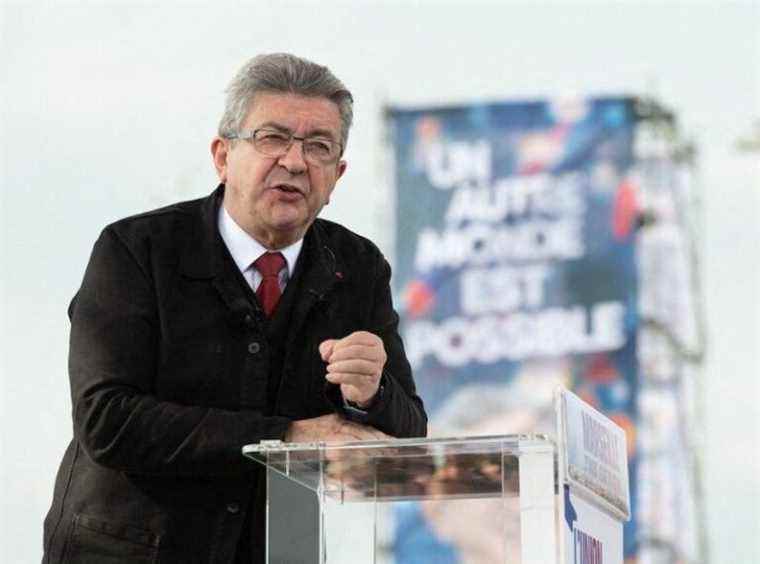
[284,413,391,443]
[319,331,386,408]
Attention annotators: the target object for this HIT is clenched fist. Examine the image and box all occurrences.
[319,331,386,408]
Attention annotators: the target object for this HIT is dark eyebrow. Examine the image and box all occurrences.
[256,121,338,142]
[256,122,291,134]
[305,128,338,141]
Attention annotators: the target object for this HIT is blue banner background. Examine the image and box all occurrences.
[389,97,640,559]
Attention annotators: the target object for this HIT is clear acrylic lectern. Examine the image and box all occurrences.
[242,390,630,564]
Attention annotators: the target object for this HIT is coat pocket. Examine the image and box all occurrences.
[62,513,160,564]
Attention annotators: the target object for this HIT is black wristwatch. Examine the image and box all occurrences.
[343,380,385,421]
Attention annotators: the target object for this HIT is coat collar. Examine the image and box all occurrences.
[180,184,344,312]
[178,184,224,280]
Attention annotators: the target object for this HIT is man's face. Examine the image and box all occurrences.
[212,92,347,248]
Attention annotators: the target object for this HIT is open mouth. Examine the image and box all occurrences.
[272,184,304,197]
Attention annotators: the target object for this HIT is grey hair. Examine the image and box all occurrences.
[218,53,354,151]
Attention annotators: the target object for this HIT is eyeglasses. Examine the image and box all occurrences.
[226,128,342,165]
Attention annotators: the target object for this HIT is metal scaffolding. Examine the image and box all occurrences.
[633,98,708,564]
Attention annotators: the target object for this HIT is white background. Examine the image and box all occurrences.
[1,1,758,562]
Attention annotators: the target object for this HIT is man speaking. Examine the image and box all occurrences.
[43,53,427,563]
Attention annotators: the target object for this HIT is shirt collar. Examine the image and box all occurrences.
[217,204,303,275]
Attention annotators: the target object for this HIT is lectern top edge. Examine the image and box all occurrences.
[243,432,554,457]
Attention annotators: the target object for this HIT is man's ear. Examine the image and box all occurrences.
[324,160,348,206]
[336,159,347,180]
[211,137,229,182]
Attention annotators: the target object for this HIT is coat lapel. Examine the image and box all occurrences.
[179,185,257,327]
[287,221,344,338]
[275,221,345,412]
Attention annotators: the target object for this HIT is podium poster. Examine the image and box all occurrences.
[387,97,640,560]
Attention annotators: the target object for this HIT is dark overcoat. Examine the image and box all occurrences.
[43,186,427,563]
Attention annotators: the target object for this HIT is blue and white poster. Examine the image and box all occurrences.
[388,97,640,561]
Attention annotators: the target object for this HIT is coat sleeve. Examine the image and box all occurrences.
[68,227,291,478]
[359,255,428,438]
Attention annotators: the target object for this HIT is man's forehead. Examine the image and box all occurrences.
[245,92,342,136]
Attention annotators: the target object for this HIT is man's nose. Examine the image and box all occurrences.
[277,139,308,174]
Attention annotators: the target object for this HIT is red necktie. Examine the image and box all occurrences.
[254,252,286,318]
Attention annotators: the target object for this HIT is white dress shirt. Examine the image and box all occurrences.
[217,205,303,292]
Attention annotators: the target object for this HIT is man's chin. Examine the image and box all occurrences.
[269,203,321,229]
[264,215,311,244]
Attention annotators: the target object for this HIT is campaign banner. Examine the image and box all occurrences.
[387,97,640,560]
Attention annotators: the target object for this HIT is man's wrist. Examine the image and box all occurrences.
[345,378,385,413]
